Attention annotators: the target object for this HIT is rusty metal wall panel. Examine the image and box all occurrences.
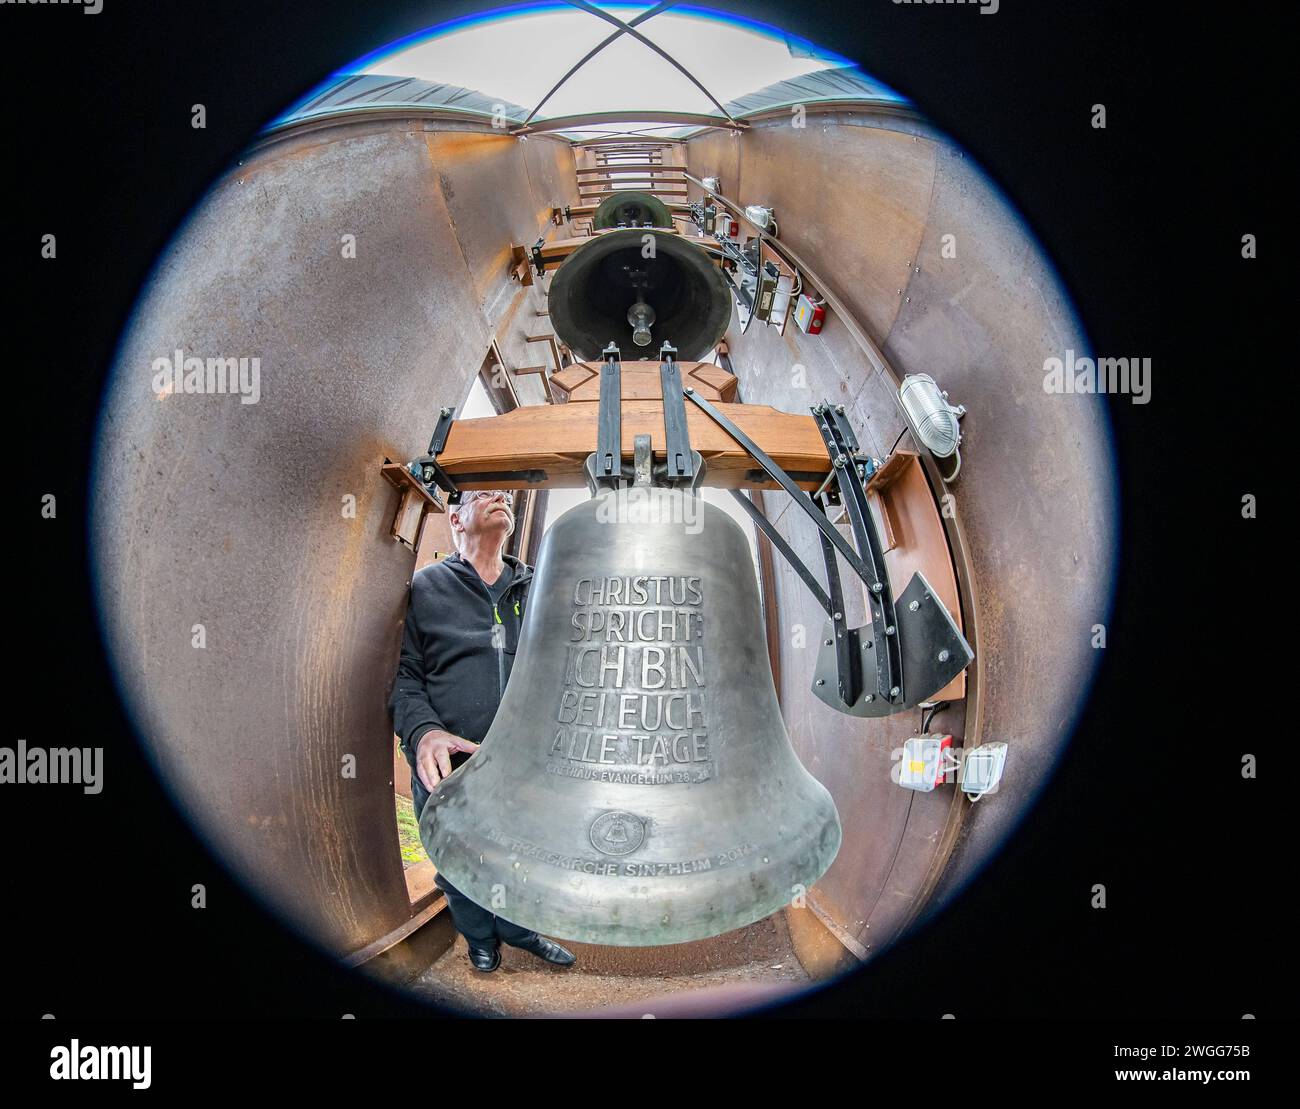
[723,121,936,342]
[682,131,741,210]
[93,122,541,956]
[687,114,1115,957]
[521,134,582,223]
[882,138,1116,915]
[423,131,575,324]
[765,497,954,956]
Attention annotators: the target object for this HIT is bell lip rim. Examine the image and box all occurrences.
[421,817,842,948]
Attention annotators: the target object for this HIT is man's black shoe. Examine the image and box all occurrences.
[511,933,576,967]
[467,941,501,972]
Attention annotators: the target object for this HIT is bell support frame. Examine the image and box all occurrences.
[405,344,972,715]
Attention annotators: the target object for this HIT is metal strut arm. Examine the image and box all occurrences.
[815,499,864,708]
[684,388,902,705]
[813,402,903,705]
[727,489,832,616]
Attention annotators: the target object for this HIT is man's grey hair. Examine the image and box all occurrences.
[450,492,514,551]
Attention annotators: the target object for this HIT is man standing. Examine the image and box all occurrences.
[389,488,576,973]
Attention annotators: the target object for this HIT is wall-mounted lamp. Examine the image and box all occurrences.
[744,204,776,233]
[702,176,721,194]
[897,373,966,482]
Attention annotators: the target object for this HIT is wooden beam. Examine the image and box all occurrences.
[873,452,966,701]
[550,360,737,403]
[582,177,684,181]
[535,235,592,258]
[508,243,533,286]
[438,401,831,490]
[563,202,691,217]
[579,188,688,198]
[380,461,445,552]
[514,110,745,134]
[529,229,683,268]
[579,190,688,198]
[577,164,687,174]
[865,447,917,494]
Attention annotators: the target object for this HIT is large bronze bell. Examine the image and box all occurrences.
[591,190,673,230]
[420,484,842,946]
[548,229,732,361]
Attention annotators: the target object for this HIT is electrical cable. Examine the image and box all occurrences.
[920,701,949,733]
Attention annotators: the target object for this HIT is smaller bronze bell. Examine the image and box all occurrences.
[547,229,732,361]
[592,190,673,230]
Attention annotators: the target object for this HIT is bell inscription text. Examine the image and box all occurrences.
[548,574,712,785]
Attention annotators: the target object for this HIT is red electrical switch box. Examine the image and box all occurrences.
[898,733,956,792]
[793,293,825,334]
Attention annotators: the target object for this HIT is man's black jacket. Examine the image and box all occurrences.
[389,550,533,817]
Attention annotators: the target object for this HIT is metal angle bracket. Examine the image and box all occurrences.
[584,448,705,496]
[408,405,460,500]
[812,572,973,718]
[428,405,456,456]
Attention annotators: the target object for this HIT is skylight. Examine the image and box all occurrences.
[276,2,905,136]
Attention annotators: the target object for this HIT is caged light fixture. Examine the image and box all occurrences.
[897,373,966,482]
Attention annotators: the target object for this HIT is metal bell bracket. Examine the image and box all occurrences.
[593,342,623,489]
[683,391,973,718]
[658,344,694,483]
[585,342,703,493]
[410,406,551,502]
[583,444,705,496]
[406,405,460,501]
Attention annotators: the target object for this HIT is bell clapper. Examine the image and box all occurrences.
[627,292,656,348]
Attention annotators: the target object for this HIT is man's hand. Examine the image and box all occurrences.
[414,729,480,793]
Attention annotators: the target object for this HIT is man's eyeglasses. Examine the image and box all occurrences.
[459,490,514,508]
